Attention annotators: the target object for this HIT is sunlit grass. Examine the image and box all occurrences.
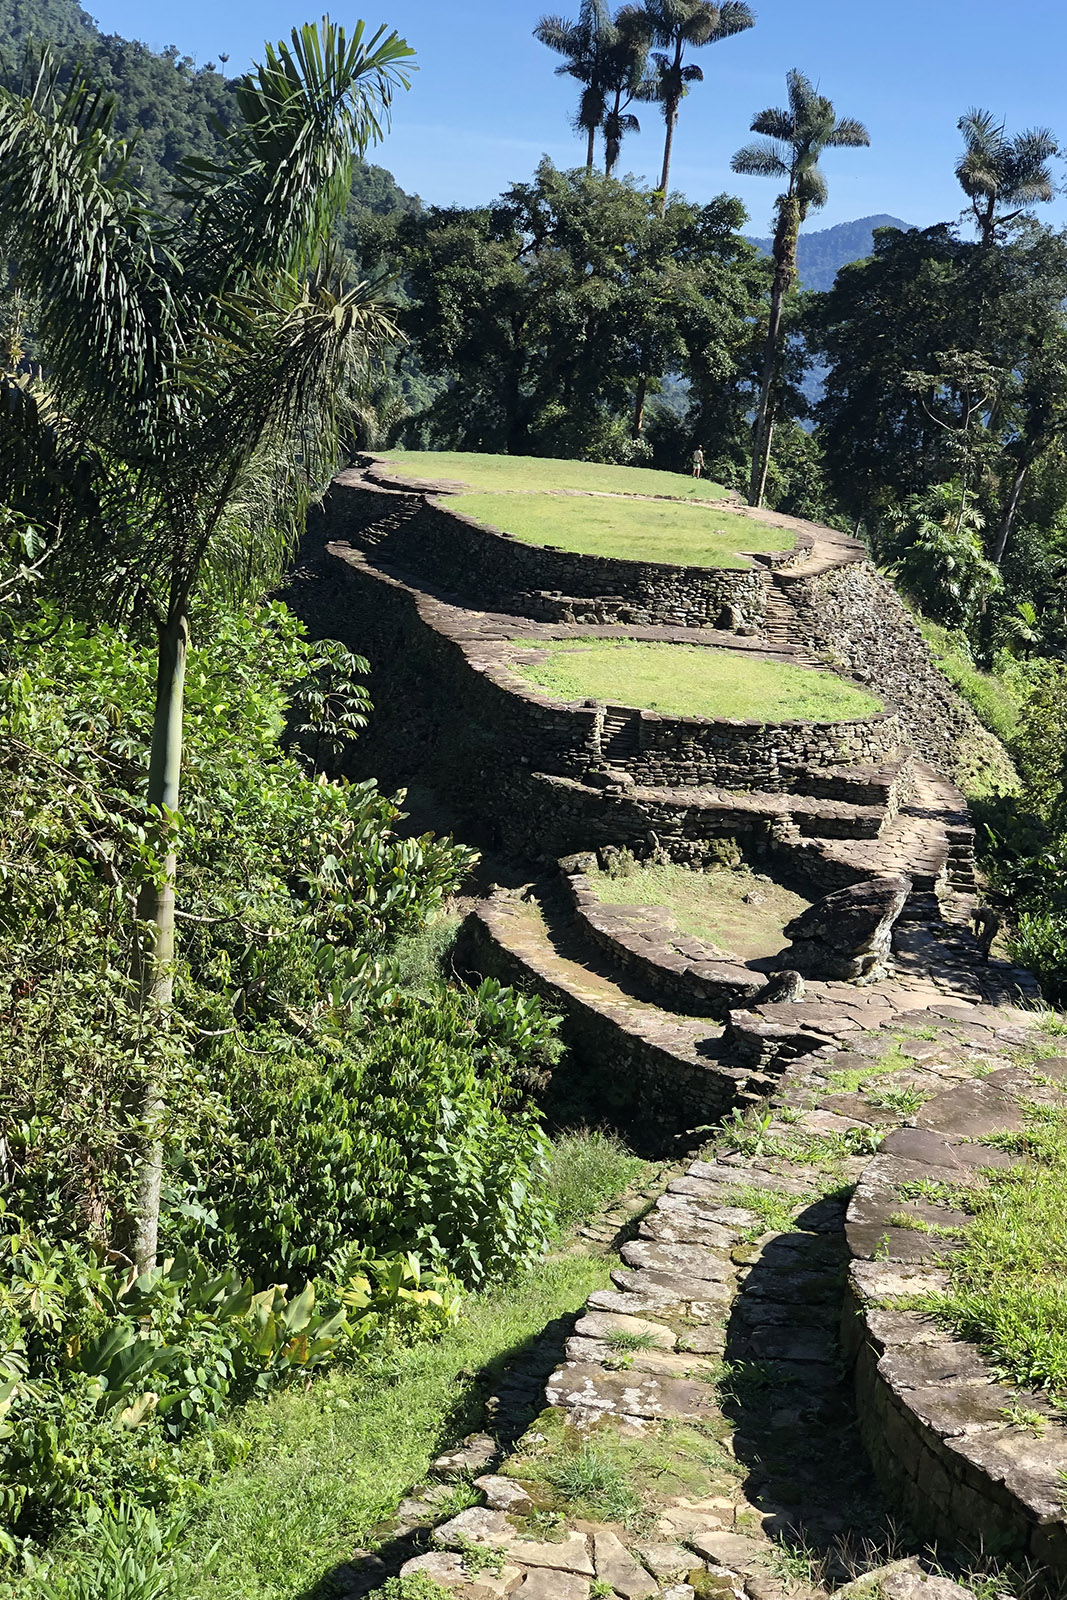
[376,449,730,503]
[512,639,883,722]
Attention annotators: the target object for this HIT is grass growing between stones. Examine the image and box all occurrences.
[376,450,730,503]
[454,490,791,568]
[927,1102,1067,1397]
[506,1411,738,1530]
[587,860,811,961]
[512,640,883,723]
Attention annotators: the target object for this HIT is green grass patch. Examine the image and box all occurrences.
[928,1102,1067,1396]
[824,1047,916,1095]
[23,1258,611,1600]
[376,450,730,502]
[920,621,1022,744]
[587,859,810,961]
[508,1413,738,1529]
[512,639,883,722]
[544,1129,652,1231]
[718,1187,802,1238]
[454,489,791,569]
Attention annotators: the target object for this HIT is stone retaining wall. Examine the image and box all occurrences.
[843,1069,1067,1574]
[321,544,900,799]
[776,560,1017,794]
[560,863,765,1018]
[321,472,779,629]
[454,897,773,1144]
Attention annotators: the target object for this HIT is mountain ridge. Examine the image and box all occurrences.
[744,213,915,291]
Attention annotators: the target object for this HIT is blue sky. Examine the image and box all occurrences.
[87,0,1067,235]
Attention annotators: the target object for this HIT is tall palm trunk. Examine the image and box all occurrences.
[131,609,189,1273]
[585,124,596,172]
[657,100,677,212]
[749,200,798,506]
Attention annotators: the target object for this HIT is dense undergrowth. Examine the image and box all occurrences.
[0,592,589,1579]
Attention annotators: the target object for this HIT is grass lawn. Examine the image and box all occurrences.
[454,490,790,568]
[931,1100,1067,1398]
[511,639,883,722]
[589,860,810,960]
[375,449,730,503]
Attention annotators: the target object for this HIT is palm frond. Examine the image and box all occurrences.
[827,116,870,149]
[731,138,789,179]
[749,106,793,142]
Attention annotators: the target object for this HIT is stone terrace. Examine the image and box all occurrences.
[287,456,1051,1590]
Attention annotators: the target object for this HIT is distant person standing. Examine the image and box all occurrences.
[692,445,705,479]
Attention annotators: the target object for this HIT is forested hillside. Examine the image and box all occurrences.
[744,213,914,290]
[0,0,419,216]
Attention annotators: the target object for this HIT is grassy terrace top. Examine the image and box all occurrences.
[511,639,883,721]
[376,450,730,501]
[374,451,793,568]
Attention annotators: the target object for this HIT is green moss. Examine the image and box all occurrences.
[512,639,883,722]
[377,449,730,502]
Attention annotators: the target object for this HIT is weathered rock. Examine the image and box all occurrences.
[592,1530,659,1600]
[476,1474,535,1513]
[751,971,805,1005]
[633,1543,700,1581]
[546,1361,714,1419]
[434,1508,511,1549]
[776,874,911,981]
[513,1571,591,1600]
[401,1551,525,1600]
[433,1434,499,1478]
[833,1559,972,1600]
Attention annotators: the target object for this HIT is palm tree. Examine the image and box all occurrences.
[732,69,869,506]
[956,110,1059,247]
[534,1,615,171]
[601,10,657,176]
[629,0,754,211]
[0,20,413,1270]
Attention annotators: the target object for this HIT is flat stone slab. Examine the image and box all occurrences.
[688,1531,767,1576]
[513,1572,591,1600]
[620,1239,733,1283]
[434,1434,499,1478]
[508,1537,596,1577]
[592,1530,658,1600]
[565,1336,712,1377]
[610,1268,733,1310]
[640,1210,739,1249]
[633,1543,700,1581]
[546,1361,715,1420]
[574,1311,675,1349]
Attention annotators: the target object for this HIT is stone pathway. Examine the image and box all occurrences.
[366,1001,1046,1600]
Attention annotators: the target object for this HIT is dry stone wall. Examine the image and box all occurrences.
[844,1068,1067,1572]
[775,560,1016,793]
[321,471,774,628]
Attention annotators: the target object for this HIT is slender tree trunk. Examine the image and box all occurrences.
[657,99,677,215]
[749,274,786,506]
[755,416,775,508]
[585,124,596,173]
[632,374,648,439]
[131,609,189,1274]
[993,460,1030,564]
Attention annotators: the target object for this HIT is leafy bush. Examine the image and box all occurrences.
[1009,911,1067,1006]
[0,597,562,1550]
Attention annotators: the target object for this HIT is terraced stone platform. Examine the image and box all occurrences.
[288,454,1050,1589]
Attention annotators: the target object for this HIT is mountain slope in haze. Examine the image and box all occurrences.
[744,214,914,291]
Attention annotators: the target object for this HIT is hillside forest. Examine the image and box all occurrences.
[1,0,1067,1593]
